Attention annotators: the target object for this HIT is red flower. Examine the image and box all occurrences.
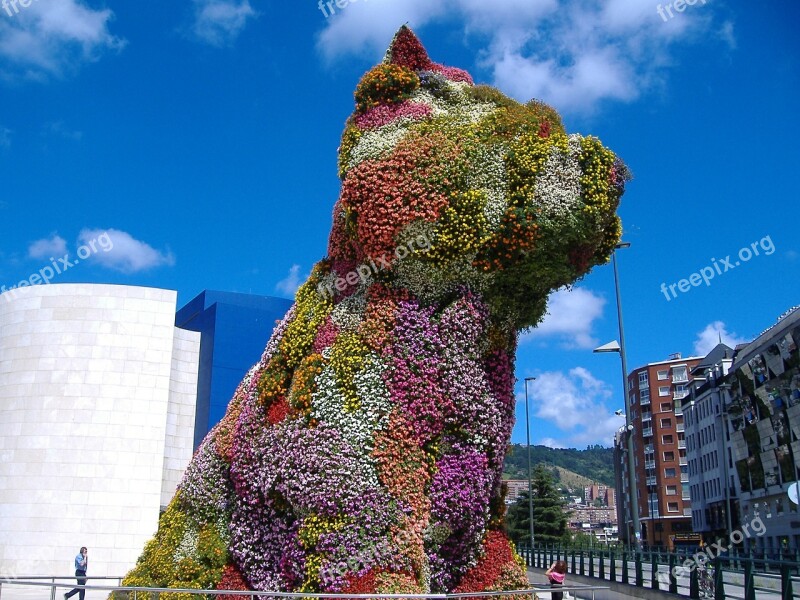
[388,26,433,70]
[216,564,250,600]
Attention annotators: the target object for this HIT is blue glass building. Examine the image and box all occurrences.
[176,290,293,447]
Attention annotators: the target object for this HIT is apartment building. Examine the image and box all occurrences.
[627,353,702,548]
[684,343,742,543]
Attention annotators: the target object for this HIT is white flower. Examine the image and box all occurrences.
[533,133,584,222]
[330,292,366,331]
[348,121,410,169]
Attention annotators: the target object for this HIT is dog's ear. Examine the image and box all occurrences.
[383,25,433,70]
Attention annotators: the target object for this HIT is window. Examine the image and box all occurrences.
[659,386,671,396]
[666,485,677,495]
[658,370,669,380]
[668,502,680,513]
[665,467,676,478]
[661,418,673,428]
[663,434,674,445]
[639,372,649,388]
[664,451,675,461]
[660,402,672,412]
[672,365,688,382]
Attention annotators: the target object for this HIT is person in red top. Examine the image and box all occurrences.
[545,560,567,600]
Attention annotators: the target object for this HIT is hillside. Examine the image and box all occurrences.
[502,443,615,488]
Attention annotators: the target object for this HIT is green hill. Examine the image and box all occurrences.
[502,443,615,488]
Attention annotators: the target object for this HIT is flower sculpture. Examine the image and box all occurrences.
[124,26,629,596]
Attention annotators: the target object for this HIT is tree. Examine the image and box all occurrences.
[531,464,569,545]
[504,465,569,547]
[504,490,532,546]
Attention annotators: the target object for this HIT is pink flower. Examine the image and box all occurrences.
[354,101,432,130]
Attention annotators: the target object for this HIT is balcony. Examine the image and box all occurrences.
[674,390,689,400]
[679,457,688,466]
[641,396,651,406]
[645,460,656,470]
[642,414,652,423]
[678,440,687,449]
[682,491,691,500]
[642,427,654,437]
[681,474,689,483]
[672,374,689,384]
[645,444,654,453]
[646,476,657,486]
[676,423,685,433]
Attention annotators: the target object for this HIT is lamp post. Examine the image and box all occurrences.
[594,241,641,550]
[524,376,537,551]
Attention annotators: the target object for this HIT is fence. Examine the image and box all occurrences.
[517,544,800,599]
[0,577,610,600]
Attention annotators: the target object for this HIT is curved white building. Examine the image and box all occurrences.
[0,284,200,578]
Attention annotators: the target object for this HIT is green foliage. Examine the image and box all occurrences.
[531,464,569,544]
[504,490,532,546]
[502,443,615,487]
[504,466,570,546]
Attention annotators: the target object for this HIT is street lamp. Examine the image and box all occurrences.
[594,241,641,550]
[524,376,537,551]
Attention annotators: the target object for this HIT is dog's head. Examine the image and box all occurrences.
[324,26,629,330]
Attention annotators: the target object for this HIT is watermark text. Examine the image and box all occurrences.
[660,235,775,302]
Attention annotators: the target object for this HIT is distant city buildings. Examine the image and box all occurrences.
[505,477,618,543]
[504,479,530,505]
[584,483,615,508]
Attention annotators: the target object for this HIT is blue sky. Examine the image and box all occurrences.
[1,0,798,449]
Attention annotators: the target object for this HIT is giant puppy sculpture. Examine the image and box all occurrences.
[124,26,629,595]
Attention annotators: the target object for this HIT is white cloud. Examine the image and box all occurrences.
[718,20,736,50]
[694,321,750,356]
[538,437,567,449]
[526,367,621,447]
[28,234,67,259]
[275,264,304,296]
[190,0,258,46]
[316,0,721,113]
[78,228,175,273]
[521,287,605,349]
[0,0,125,81]
[43,120,83,141]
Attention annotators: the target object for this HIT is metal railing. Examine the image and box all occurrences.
[516,543,800,599]
[0,576,610,600]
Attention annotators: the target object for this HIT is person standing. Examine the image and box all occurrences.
[64,547,88,600]
[545,560,567,600]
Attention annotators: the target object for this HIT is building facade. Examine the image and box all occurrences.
[175,290,293,447]
[584,483,615,507]
[0,284,200,577]
[724,307,800,555]
[626,353,702,549]
[684,343,742,544]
